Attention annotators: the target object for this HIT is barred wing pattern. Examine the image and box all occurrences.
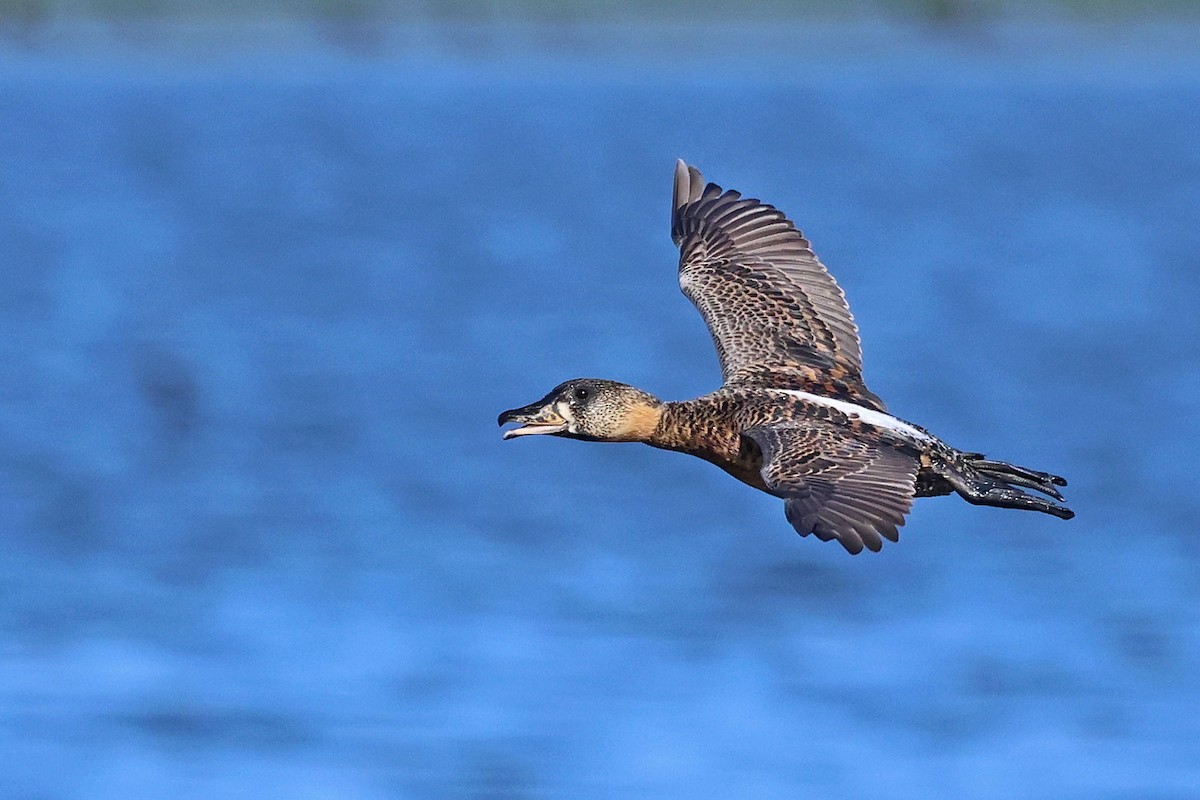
[671,161,869,396]
[743,423,917,554]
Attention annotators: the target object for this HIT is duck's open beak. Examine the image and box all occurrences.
[498,400,568,440]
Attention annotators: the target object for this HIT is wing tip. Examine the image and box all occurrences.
[673,159,704,212]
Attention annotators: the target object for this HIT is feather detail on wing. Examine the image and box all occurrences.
[743,422,917,554]
[672,161,882,410]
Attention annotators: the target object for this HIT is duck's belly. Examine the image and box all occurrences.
[687,437,771,494]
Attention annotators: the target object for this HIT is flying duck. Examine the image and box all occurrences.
[498,161,1073,554]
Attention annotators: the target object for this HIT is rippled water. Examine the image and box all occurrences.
[2,22,1199,799]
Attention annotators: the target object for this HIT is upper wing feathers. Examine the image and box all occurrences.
[671,160,868,396]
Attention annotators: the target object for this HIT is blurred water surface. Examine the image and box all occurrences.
[1,18,1199,800]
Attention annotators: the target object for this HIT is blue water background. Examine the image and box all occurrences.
[2,19,1199,799]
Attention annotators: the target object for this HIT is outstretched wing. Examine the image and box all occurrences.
[672,161,880,407]
[744,423,917,554]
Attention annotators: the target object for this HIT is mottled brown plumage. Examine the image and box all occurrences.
[671,161,886,410]
[499,161,1073,554]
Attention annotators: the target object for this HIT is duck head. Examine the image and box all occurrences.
[498,379,663,443]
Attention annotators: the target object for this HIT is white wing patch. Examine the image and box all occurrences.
[776,389,934,444]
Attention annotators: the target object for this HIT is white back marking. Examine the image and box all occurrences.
[775,389,934,443]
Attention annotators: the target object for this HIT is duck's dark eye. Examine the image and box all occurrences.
[573,386,590,402]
